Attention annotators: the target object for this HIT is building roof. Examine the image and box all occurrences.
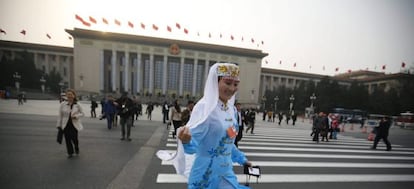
[66,28,268,59]
[0,40,73,53]
[261,67,328,80]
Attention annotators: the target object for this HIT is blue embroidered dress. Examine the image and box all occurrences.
[183,101,250,189]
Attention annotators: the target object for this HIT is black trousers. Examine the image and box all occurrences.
[64,123,79,155]
[172,120,182,137]
[373,134,391,150]
[234,126,243,147]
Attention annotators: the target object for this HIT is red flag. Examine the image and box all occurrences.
[348,69,352,73]
[20,30,26,35]
[167,25,172,32]
[241,36,244,42]
[176,23,181,29]
[152,24,158,30]
[68,36,72,40]
[82,21,91,27]
[279,60,282,64]
[293,62,297,67]
[140,23,145,29]
[197,32,200,36]
[220,33,222,38]
[335,67,339,72]
[74,15,90,26]
[251,38,254,43]
[208,32,211,38]
[184,28,188,34]
[0,29,6,34]
[261,40,264,45]
[128,21,134,28]
[75,14,83,22]
[323,66,325,71]
[46,33,51,39]
[265,60,268,64]
[89,16,97,24]
[114,19,121,26]
[382,65,386,70]
[402,62,406,68]
[102,18,109,25]
[230,35,234,40]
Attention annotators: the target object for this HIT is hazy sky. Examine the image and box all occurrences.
[1,0,413,76]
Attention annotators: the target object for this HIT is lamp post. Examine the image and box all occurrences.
[289,94,295,113]
[262,96,266,110]
[40,76,46,93]
[274,96,279,112]
[310,93,316,109]
[59,81,64,94]
[13,72,21,92]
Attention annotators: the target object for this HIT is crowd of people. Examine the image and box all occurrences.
[55,63,392,189]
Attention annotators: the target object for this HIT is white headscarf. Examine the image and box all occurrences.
[156,63,239,178]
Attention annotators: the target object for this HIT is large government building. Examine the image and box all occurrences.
[1,28,411,106]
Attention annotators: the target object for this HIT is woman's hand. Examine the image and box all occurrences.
[178,127,191,144]
[244,161,252,167]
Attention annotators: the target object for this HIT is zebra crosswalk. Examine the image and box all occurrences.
[155,123,414,188]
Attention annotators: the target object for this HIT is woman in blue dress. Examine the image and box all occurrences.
[157,63,252,189]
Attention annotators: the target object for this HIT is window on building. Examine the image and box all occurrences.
[143,58,150,90]
[167,57,180,91]
[63,67,67,77]
[154,57,163,90]
[196,61,205,95]
[183,59,194,93]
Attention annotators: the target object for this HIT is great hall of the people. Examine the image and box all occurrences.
[0,28,410,105]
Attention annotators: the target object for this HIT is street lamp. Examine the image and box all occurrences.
[13,72,21,92]
[262,96,267,110]
[289,94,295,113]
[310,93,316,109]
[274,96,279,112]
[59,81,64,94]
[40,76,46,93]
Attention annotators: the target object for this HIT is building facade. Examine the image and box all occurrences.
[0,40,73,88]
[2,30,412,105]
[66,28,268,104]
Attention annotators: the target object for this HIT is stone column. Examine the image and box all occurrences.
[124,52,129,93]
[111,49,117,92]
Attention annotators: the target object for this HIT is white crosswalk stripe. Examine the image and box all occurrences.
[156,123,414,186]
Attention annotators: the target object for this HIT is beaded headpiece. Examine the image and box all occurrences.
[216,63,240,81]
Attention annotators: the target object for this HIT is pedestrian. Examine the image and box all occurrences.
[116,93,135,141]
[157,63,252,189]
[278,111,283,125]
[169,99,182,138]
[103,95,117,130]
[320,112,329,142]
[100,97,106,115]
[162,101,170,124]
[181,100,195,126]
[90,99,98,118]
[312,112,324,143]
[146,102,154,120]
[285,112,291,125]
[56,89,84,158]
[234,102,245,148]
[371,116,392,151]
[331,115,339,139]
[245,108,256,134]
[291,110,297,125]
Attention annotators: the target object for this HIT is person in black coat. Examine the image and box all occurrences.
[234,103,245,147]
[116,93,135,141]
[371,116,392,151]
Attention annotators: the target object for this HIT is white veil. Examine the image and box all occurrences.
[156,63,238,178]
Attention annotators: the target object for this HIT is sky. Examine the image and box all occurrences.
[1,0,414,76]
